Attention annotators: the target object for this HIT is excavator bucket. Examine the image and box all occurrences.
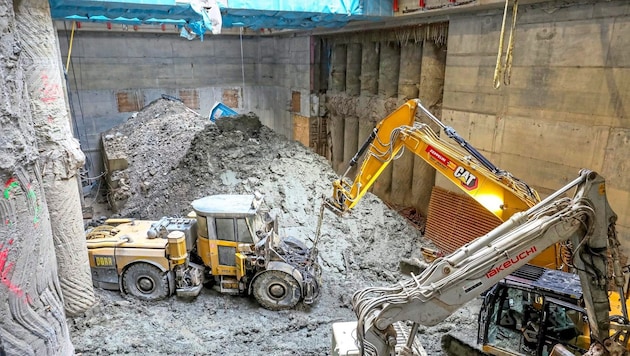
[323,197,346,216]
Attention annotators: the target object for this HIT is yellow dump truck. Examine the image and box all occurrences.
[86,193,321,310]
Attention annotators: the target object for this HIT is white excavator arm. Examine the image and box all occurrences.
[351,170,627,356]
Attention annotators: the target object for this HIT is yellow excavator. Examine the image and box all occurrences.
[323,100,629,355]
[325,98,555,268]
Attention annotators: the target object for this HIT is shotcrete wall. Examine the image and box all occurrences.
[442,0,630,253]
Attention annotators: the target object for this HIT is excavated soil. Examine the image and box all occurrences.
[70,98,480,355]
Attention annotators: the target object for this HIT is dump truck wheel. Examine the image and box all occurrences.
[122,263,169,301]
[252,270,301,310]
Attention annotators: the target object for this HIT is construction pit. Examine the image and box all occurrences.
[68,98,480,355]
[3,1,630,355]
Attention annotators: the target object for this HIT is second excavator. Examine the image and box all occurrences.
[322,100,629,355]
[332,170,628,355]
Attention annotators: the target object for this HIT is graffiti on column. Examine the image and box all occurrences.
[3,170,42,225]
[0,169,41,303]
[1,178,18,226]
[0,239,31,304]
[39,73,61,104]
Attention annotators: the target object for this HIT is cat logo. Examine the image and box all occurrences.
[454,166,478,190]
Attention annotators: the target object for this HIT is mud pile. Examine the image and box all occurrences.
[70,98,479,355]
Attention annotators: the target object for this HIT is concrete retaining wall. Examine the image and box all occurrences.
[442,0,630,252]
[58,29,311,178]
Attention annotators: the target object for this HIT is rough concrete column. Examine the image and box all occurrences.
[346,43,362,96]
[0,2,74,354]
[398,42,423,100]
[15,0,95,315]
[378,42,400,98]
[391,149,415,205]
[411,40,447,216]
[410,157,436,217]
[360,42,379,95]
[356,114,376,185]
[342,116,360,176]
[330,44,347,93]
[390,42,424,206]
[329,112,345,174]
[418,40,446,111]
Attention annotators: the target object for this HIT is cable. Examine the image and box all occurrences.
[62,21,101,194]
[493,0,519,89]
[65,21,76,73]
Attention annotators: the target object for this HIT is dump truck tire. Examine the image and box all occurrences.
[252,270,301,310]
[123,263,170,301]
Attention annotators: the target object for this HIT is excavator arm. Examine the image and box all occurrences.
[349,170,627,356]
[327,99,539,221]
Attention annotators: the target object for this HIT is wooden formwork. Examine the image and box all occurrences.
[293,114,328,157]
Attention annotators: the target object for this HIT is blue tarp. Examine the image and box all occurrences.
[49,0,391,30]
[225,0,361,14]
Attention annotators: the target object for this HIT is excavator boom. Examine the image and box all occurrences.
[347,170,626,356]
[327,99,539,221]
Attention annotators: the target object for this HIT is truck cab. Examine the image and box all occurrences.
[191,194,276,292]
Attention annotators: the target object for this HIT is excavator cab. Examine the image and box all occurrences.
[479,265,593,356]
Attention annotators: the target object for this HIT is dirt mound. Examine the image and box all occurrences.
[72,99,479,355]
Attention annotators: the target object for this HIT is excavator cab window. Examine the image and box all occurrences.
[215,218,254,244]
[482,284,590,356]
[539,299,587,356]
[482,285,543,355]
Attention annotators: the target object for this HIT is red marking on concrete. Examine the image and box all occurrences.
[0,244,30,303]
[4,178,17,188]
[3,178,20,199]
[40,73,61,104]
